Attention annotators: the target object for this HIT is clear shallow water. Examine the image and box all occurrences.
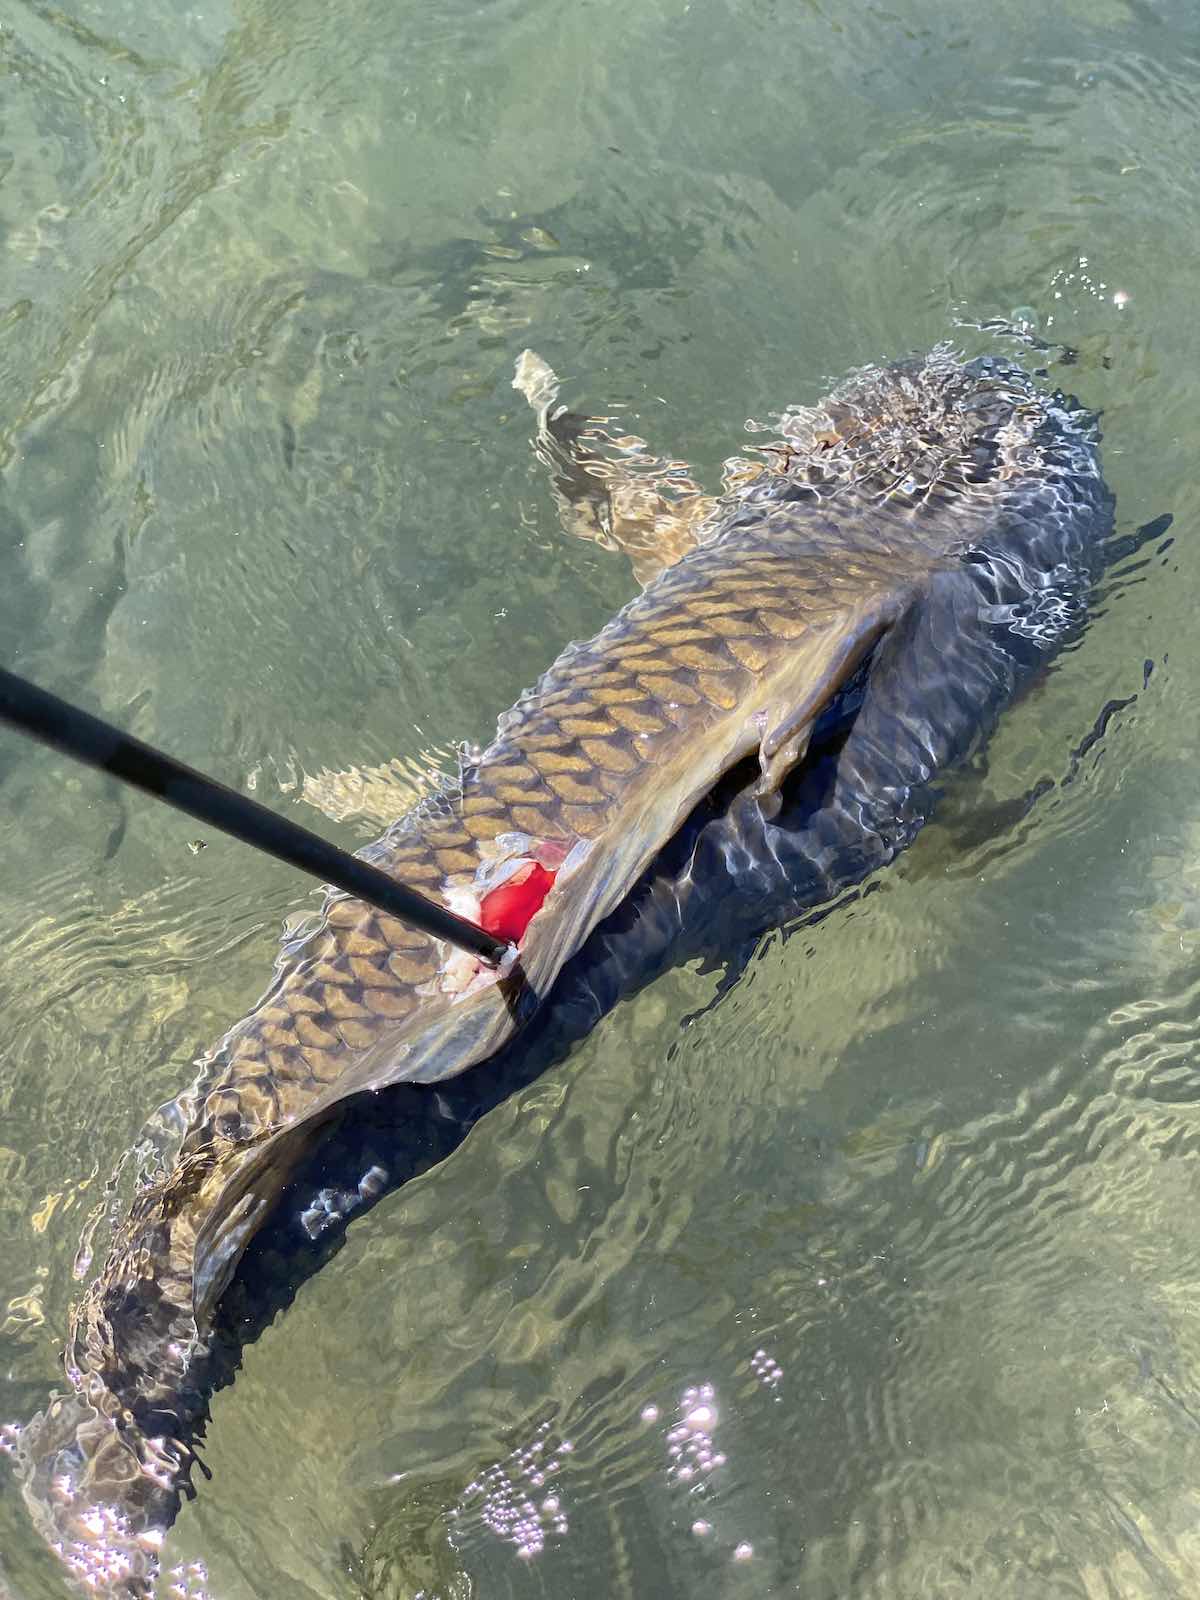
[2,0,1200,1594]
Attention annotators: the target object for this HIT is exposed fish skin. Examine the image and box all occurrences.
[15,349,1112,1595]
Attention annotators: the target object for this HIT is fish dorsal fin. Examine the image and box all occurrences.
[514,349,718,588]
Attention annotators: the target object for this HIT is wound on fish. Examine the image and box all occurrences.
[478,861,557,943]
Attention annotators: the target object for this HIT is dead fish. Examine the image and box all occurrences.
[16,345,1113,1594]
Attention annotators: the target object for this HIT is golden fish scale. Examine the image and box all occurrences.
[67,515,909,1412]
[61,509,951,1424]
[66,510,945,1412]
[179,513,935,1153]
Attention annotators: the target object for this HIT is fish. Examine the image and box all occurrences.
[12,345,1114,1595]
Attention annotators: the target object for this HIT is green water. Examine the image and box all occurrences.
[3,0,1200,1594]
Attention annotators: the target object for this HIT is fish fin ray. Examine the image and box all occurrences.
[300,752,456,827]
[514,348,715,587]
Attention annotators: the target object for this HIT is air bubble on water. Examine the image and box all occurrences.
[664,1382,725,1494]
[750,1348,783,1393]
[166,1561,212,1600]
[451,1420,572,1563]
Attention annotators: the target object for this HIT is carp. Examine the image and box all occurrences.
[13,346,1113,1594]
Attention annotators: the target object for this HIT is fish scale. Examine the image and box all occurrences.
[17,348,1108,1596]
[62,518,946,1361]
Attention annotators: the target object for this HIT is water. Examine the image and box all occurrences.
[2,0,1200,1593]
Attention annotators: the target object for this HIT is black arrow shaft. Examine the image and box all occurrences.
[0,667,510,968]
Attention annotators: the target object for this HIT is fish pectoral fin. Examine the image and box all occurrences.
[512,348,561,415]
[756,592,909,799]
[300,753,455,827]
[513,348,715,588]
[757,718,817,798]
